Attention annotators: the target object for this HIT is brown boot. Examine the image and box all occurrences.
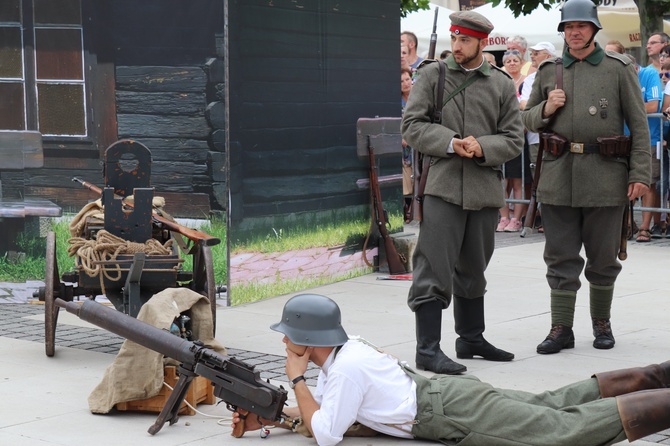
[616,388,670,441]
[595,361,670,397]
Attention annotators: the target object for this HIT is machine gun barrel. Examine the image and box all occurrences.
[55,298,288,432]
[57,298,197,363]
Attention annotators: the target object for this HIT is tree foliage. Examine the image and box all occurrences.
[401,0,431,18]
[494,0,670,65]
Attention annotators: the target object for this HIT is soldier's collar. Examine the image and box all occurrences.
[562,42,604,68]
[446,54,492,76]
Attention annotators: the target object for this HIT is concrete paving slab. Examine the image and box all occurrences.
[1,233,669,445]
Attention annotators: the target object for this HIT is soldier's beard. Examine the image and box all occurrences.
[454,50,482,69]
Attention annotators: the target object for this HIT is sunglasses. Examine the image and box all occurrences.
[660,72,670,79]
[504,50,522,56]
[661,53,670,59]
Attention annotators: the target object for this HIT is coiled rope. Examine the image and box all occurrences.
[68,229,174,295]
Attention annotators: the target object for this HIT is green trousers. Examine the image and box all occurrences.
[406,368,626,446]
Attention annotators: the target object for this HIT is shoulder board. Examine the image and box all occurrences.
[537,56,560,71]
[489,63,511,79]
[416,59,438,70]
[604,51,631,65]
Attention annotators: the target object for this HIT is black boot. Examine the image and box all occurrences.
[415,300,466,375]
[592,318,615,349]
[536,324,575,354]
[453,296,514,361]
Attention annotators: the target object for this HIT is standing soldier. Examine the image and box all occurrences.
[522,0,651,354]
[402,11,524,374]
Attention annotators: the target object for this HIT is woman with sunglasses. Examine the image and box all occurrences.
[497,49,530,232]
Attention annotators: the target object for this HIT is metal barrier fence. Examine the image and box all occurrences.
[503,113,670,224]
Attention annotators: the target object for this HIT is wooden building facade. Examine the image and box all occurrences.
[0,0,400,222]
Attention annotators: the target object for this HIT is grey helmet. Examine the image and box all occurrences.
[558,0,602,32]
[270,294,348,347]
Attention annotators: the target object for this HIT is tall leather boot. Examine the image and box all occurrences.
[616,388,670,441]
[595,361,670,397]
[415,300,466,375]
[453,296,514,361]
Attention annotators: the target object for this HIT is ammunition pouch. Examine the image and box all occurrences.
[541,132,569,157]
[596,135,632,157]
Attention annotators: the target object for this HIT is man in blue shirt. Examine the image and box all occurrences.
[631,53,665,242]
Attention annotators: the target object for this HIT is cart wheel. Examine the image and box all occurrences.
[192,244,217,334]
[44,231,61,357]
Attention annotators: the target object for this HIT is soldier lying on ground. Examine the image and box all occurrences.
[231,293,670,446]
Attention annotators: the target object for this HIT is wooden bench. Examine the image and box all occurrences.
[0,131,62,255]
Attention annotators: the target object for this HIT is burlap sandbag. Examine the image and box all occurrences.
[88,287,226,413]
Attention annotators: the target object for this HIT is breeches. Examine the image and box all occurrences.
[542,204,625,291]
[408,195,497,311]
[409,371,626,446]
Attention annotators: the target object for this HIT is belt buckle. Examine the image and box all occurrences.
[570,142,584,154]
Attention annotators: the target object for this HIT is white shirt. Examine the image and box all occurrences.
[310,340,417,446]
[521,72,539,145]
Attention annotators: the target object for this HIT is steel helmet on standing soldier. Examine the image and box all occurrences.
[558,0,602,32]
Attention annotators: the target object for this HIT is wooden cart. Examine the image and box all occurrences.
[36,140,220,356]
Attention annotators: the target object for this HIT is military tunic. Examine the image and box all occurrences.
[522,43,651,293]
[523,45,651,207]
[402,56,524,309]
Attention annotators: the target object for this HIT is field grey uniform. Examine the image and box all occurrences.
[402,12,524,370]
[403,55,523,308]
[522,44,651,340]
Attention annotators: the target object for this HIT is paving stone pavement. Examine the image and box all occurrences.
[3,228,670,444]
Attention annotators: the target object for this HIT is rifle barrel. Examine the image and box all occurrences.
[428,7,439,59]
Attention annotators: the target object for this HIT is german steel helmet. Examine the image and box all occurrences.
[558,0,602,32]
[270,294,348,347]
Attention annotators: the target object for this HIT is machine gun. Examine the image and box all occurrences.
[55,298,288,435]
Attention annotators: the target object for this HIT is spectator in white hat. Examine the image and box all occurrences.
[520,41,557,180]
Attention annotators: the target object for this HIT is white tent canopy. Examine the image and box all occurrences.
[473,2,670,51]
[402,1,670,56]
[401,5,456,58]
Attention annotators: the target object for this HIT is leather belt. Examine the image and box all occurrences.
[569,142,599,154]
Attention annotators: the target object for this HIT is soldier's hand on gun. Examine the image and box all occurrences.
[628,182,649,201]
[543,87,566,118]
[231,408,266,436]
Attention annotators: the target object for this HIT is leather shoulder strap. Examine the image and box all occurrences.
[432,60,446,124]
[555,57,563,90]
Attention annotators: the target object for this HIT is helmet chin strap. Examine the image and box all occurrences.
[562,30,598,53]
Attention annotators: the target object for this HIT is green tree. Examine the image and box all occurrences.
[492,0,670,65]
[401,0,431,17]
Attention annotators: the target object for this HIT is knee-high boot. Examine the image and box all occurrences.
[415,300,466,375]
[453,296,514,361]
[595,361,670,397]
[616,388,670,441]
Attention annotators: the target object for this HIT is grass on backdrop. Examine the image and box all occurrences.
[0,218,228,285]
[229,267,372,306]
[1,208,402,305]
[230,210,404,255]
